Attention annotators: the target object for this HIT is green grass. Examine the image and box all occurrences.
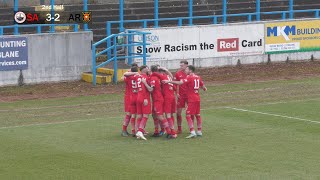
[1,77,320,179]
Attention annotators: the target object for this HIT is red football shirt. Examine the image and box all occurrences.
[182,74,204,102]
[128,74,142,93]
[124,75,133,96]
[137,73,150,100]
[154,73,175,99]
[175,70,188,98]
[150,74,164,102]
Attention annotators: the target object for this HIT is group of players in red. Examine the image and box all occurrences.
[121,61,207,140]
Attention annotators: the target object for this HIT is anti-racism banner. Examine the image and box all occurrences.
[131,24,264,61]
[265,20,320,53]
[0,37,28,71]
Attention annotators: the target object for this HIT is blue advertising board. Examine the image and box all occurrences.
[0,37,28,71]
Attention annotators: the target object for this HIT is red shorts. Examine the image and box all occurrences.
[130,94,138,114]
[186,101,200,115]
[124,95,131,112]
[177,96,188,108]
[137,98,151,115]
[164,97,176,114]
[152,100,164,115]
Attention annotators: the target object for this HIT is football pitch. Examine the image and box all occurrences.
[1,77,320,179]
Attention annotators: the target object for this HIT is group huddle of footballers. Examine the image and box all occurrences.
[121,61,207,140]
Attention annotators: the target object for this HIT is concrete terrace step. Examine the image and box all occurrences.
[124,0,213,9]
[91,4,216,17]
[82,72,113,84]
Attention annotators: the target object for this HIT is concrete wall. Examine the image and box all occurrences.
[0,31,92,86]
[142,51,320,70]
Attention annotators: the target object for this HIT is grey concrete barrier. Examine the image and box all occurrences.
[0,31,92,86]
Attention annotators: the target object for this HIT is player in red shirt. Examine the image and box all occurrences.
[141,65,174,138]
[151,67,178,138]
[135,65,151,140]
[174,60,189,134]
[121,63,138,137]
[122,65,141,136]
[163,65,207,139]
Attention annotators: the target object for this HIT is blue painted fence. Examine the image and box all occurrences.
[91,30,150,85]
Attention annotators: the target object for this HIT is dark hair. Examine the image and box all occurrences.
[150,65,158,72]
[180,60,188,65]
[131,63,138,67]
[158,68,166,73]
[140,65,148,72]
[131,66,138,72]
[187,65,195,72]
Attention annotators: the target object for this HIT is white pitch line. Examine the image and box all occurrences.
[0,86,299,112]
[0,116,121,130]
[226,107,320,125]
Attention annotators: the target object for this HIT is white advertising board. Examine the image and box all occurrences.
[131,23,264,61]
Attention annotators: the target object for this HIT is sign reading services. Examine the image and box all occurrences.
[265,20,320,53]
[0,37,28,71]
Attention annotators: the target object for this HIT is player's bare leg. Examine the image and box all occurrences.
[195,114,202,136]
[121,112,131,137]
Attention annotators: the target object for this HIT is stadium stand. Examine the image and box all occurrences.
[1,0,319,85]
[1,0,319,42]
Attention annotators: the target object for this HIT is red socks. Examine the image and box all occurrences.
[135,118,142,133]
[122,115,131,131]
[191,115,195,124]
[161,119,172,134]
[167,117,174,130]
[177,115,182,129]
[186,115,194,132]
[154,117,159,133]
[130,118,136,134]
[138,117,148,132]
[196,115,202,131]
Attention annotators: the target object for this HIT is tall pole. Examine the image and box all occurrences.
[119,0,124,32]
[14,0,19,35]
[289,0,294,19]
[189,0,193,25]
[154,0,158,27]
[50,0,55,32]
[223,0,227,23]
[256,0,260,21]
[84,0,88,31]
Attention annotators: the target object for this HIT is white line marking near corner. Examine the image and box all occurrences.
[0,116,121,130]
[225,107,320,125]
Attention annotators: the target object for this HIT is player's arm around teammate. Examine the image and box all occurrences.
[174,61,189,134]
[163,65,207,139]
[122,66,140,137]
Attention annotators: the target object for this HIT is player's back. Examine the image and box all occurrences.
[130,74,142,99]
[161,75,175,99]
[186,74,203,102]
[150,74,164,101]
[175,70,188,97]
[137,74,150,100]
[124,75,133,96]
